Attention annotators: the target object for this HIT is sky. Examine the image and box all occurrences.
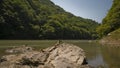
[51,0,112,23]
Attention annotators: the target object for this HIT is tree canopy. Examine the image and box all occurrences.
[97,0,120,37]
[0,0,99,39]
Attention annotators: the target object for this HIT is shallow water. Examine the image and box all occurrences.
[0,40,120,68]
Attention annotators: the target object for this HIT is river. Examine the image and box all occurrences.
[0,40,120,68]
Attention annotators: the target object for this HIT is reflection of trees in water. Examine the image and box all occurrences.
[72,42,107,67]
[84,43,107,68]
[88,54,108,68]
[84,43,101,60]
[101,46,120,68]
[63,41,99,60]
[85,44,99,59]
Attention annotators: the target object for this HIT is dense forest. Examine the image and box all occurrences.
[0,0,99,39]
[97,0,120,44]
[97,0,120,37]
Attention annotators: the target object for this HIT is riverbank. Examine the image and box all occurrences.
[100,28,120,45]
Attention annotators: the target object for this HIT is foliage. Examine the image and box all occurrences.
[106,28,120,40]
[0,0,99,39]
[97,0,120,37]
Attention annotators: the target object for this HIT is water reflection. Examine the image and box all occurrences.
[73,42,108,68]
[68,41,120,68]
[88,54,108,68]
[100,45,120,68]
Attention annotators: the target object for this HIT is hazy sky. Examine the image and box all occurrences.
[51,0,112,23]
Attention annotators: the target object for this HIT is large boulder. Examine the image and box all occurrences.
[0,43,91,68]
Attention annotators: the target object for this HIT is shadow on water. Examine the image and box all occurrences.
[0,40,120,68]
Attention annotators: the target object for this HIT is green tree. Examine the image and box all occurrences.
[97,0,120,37]
[0,0,99,39]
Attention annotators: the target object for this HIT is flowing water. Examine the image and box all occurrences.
[0,40,120,68]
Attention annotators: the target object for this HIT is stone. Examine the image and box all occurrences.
[5,45,34,53]
[0,43,91,68]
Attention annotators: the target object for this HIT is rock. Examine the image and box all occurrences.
[44,43,87,68]
[5,45,33,53]
[0,43,91,68]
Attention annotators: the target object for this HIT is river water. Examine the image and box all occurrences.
[0,40,120,68]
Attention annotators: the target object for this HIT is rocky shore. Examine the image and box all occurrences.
[0,43,92,68]
[99,28,120,46]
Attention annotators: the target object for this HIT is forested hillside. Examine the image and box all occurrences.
[97,0,120,37]
[0,0,98,39]
[100,28,120,44]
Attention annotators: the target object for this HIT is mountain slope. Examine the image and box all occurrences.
[0,0,98,39]
[100,28,120,45]
[97,0,120,45]
[97,0,120,37]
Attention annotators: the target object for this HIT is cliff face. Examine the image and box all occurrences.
[0,0,98,39]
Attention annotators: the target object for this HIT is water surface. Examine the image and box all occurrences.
[0,40,120,68]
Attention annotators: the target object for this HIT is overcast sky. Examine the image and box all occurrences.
[51,0,112,23]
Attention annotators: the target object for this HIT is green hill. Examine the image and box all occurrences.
[100,28,120,45]
[0,0,98,39]
[97,0,120,45]
[97,0,120,37]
